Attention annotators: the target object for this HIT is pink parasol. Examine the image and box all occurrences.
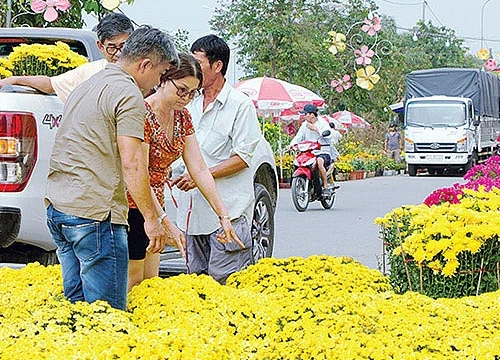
[234,76,325,113]
[331,110,371,129]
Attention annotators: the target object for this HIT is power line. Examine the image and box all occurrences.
[424,2,444,27]
[378,0,422,5]
[396,25,500,43]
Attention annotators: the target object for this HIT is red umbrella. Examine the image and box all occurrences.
[234,76,325,112]
[331,110,371,129]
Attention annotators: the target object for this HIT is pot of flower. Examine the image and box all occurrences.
[335,157,354,181]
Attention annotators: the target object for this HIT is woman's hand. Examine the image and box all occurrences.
[159,216,186,257]
[216,217,245,249]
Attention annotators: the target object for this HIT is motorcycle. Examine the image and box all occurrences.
[289,130,339,212]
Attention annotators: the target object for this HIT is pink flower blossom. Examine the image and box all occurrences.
[330,74,352,93]
[424,155,500,206]
[485,58,498,71]
[361,17,382,36]
[31,0,70,22]
[354,45,375,65]
[424,186,463,207]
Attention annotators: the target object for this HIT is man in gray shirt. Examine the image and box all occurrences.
[384,122,402,163]
[45,26,179,310]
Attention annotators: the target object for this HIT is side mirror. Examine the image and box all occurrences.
[472,117,480,127]
[322,130,331,137]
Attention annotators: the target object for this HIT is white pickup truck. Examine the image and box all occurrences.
[0,27,278,266]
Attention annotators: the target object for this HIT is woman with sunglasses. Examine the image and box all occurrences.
[126,53,242,291]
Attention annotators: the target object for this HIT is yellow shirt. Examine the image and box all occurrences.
[51,58,107,103]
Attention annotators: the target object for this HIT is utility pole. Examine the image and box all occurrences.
[422,0,427,23]
[6,0,12,28]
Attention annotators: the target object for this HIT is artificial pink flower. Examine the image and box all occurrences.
[31,0,71,22]
[330,74,352,93]
[361,17,382,36]
[485,58,497,71]
[354,45,375,65]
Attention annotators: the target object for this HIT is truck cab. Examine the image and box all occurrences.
[404,96,477,176]
[403,68,500,176]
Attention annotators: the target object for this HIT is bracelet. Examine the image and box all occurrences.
[158,213,168,223]
[218,215,231,221]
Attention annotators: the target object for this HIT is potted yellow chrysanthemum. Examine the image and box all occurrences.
[4,41,87,77]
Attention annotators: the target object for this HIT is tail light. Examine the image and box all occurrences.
[0,112,37,192]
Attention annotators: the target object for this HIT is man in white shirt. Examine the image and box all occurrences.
[0,13,133,103]
[288,104,332,194]
[172,34,261,284]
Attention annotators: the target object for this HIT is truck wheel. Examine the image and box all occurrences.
[251,184,274,263]
[408,164,417,177]
[464,152,477,174]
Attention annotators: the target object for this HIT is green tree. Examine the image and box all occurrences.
[211,0,480,124]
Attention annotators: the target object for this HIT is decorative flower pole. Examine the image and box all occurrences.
[31,0,71,22]
[326,13,393,93]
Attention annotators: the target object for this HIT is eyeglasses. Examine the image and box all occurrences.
[104,42,125,56]
[169,79,199,100]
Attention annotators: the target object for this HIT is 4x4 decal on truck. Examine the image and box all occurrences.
[42,113,62,129]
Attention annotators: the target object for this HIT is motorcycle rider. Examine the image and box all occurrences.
[287,104,332,196]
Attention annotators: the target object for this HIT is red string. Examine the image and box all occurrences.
[165,179,191,273]
[185,196,192,274]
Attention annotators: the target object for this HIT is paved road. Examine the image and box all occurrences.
[160,173,463,274]
[273,174,463,270]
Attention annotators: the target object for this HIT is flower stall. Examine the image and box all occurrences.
[3,254,500,358]
[376,156,500,299]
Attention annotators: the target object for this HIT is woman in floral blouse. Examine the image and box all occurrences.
[127,53,241,290]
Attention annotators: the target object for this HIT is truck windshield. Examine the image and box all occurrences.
[406,100,466,127]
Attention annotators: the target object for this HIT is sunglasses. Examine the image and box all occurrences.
[104,42,125,56]
[169,79,199,100]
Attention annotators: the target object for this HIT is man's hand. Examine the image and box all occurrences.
[172,173,196,191]
[0,77,15,89]
[216,218,245,249]
[306,123,319,133]
[143,217,167,254]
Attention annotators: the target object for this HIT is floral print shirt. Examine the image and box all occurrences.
[128,102,194,209]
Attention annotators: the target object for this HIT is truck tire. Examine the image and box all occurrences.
[251,184,274,263]
[464,152,478,174]
[408,164,417,177]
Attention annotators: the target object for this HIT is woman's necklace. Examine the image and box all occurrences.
[151,100,175,144]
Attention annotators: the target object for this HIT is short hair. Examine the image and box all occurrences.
[161,53,203,89]
[95,13,134,42]
[190,34,230,76]
[121,26,179,68]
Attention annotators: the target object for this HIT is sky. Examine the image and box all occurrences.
[84,0,500,82]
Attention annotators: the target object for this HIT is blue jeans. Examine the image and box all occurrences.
[46,204,128,310]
